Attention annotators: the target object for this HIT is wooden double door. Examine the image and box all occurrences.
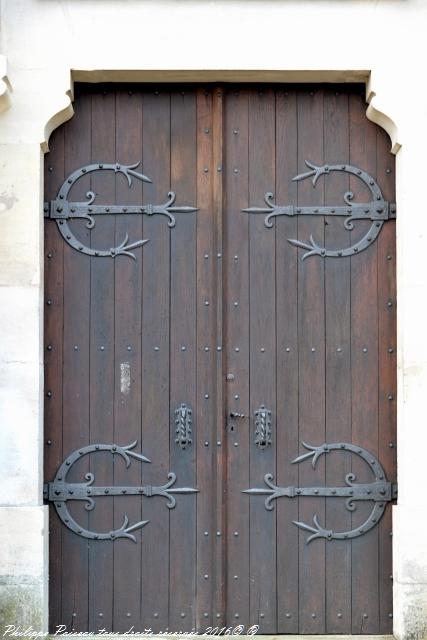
[44,83,396,635]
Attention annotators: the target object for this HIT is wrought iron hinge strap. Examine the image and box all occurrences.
[43,441,198,542]
[243,441,397,543]
[242,161,396,259]
[44,162,198,259]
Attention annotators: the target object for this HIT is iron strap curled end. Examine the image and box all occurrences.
[44,161,198,259]
[243,441,397,543]
[43,441,198,542]
[242,161,396,260]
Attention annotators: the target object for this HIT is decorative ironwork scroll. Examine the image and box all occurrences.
[44,162,198,259]
[175,403,193,450]
[254,405,272,450]
[242,161,396,259]
[243,441,397,542]
[43,441,198,542]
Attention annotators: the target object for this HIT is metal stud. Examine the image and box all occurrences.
[100,346,105,351]
[234,614,239,619]
[234,255,238,260]
[337,347,342,352]
[127,346,132,351]
[47,252,53,259]
[204,253,209,259]
[233,129,239,134]
[154,346,159,351]
[285,613,291,619]
[337,613,343,619]
[46,345,53,351]
[363,347,368,353]
[181,346,187,351]
[216,531,221,536]
[203,613,208,618]
[233,169,239,174]
[204,300,209,306]
[216,614,221,619]
[286,347,291,352]
[46,299,52,306]
[234,394,239,399]
[234,575,238,579]
[234,301,239,307]
[387,255,392,260]
[204,574,209,579]
[363,613,368,619]
[204,128,210,134]
[387,300,393,308]
[204,441,209,447]
[204,167,209,173]
[234,347,240,352]
[154,613,159,618]
[204,346,209,351]
[388,394,394,400]
[233,531,239,536]
[311,347,316,352]
[46,439,52,445]
[46,390,52,397]
[204,531,209,536]
[204,393,209,399]
[180,613,185,618]
[261,347,265,353]
[126,613,131,618]
[74,345,78,351]
[259,613,264,619]
[217,253,222,258]
[217,346,222,351]
[388,347,394,353]
[311,613,316,618]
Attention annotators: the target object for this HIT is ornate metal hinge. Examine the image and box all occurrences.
[175,403,193,450]
[44,162,198,259]
[43,441,198,542]
[254,404,272,450]
[243,441,397,543]
[242,161,396,259]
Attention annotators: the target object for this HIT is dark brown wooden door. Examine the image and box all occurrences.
[44,84,396,635]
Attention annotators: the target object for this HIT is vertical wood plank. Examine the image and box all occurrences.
[224,87,250,628]
[88,88,115,632]
[323,87,352,633]
[212,87,226,627]
[169,89,198,631]
[61,88,91,631]
[275,87,299,633]
[140,88,171,632]
[113,88,144,631]
[376,126,396,634]
[248,88,276,633]
[349,90,380,634]
[195,88,216,631]
[297,87,326,634]
[44,125,65,633]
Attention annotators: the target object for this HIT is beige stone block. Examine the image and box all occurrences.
[0,506,48,633]
[0,360,43,506]
[0,144,43,287]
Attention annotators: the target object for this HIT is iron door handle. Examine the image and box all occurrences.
[229,411,245,419]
